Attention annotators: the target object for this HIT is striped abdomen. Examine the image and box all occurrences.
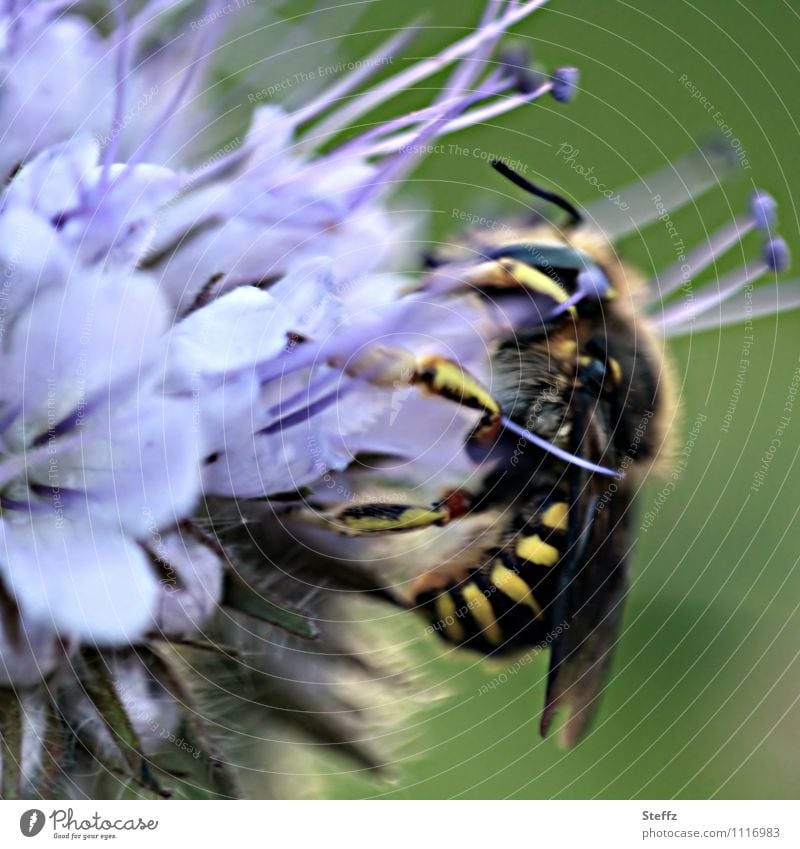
[414,500,569,654]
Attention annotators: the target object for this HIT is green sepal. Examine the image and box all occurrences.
[0,688,22,799]
[147,645,242,800]
[80,649,171,799]
[223,574,319,639]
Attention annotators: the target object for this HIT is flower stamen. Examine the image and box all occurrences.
[647,190,778,303]
[656,237,791,333]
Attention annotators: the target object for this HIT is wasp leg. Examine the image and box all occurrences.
[320,487,476,537]
[309,350,503,536]
[335,346,504,447]
[411,354,497,416]
[412,353,504,447]
[325,502,450,536]
[332,346,506,459]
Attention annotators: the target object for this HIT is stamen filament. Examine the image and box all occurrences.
[584,142,737,240]
[501,417,622,477]
[292,25,423,130]
[259,387,347,435]
[262,371,343,433]
[347,81,489,209]
[99,4,131,181]
[131,0,225,165]
[434,0,505,102]
[304,0,552,146]
[360,81,551,159]
[648,214,753,302]
[656,260,770,331]
[335,72,512,158]
[664,279,800,336]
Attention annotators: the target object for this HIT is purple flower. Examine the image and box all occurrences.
[3,0,792,801]
[0,137,218,681]
[0,0,576,798]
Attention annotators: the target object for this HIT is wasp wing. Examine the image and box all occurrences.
[539,396,635,747]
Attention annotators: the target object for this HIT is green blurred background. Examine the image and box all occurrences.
[255,0,800,798]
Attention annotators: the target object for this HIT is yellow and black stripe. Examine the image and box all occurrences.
[414,499,570,654]
[330,503,450,535]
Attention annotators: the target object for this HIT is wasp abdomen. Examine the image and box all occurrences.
[415,500,569,654]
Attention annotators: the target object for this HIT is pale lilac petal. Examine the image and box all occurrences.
[153,530,224,636]
[0,515,160,644]
[203,383,389,497]
[0,206,72,325]
[3,137,99,218]
[167,285,294,376]
[33,397,204,537]
[267,261,343,338]
[2,273,169,444]
[165,275,342,458]
[65,163,181,268]
[0,22,111,180]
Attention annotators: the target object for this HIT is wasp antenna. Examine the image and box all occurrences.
[491,159,583,226]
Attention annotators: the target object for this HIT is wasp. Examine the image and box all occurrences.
[313,160,676,746]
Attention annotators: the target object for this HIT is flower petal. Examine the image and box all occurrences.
[203,382,389,497]
[0,514,160,644]
[0,206,72,326]
[34,397,204,537]
[64,163,182,269]
[167,284,293,376]
[3,137,99,219]
[153,529,224,636]
[2,272,169,444]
